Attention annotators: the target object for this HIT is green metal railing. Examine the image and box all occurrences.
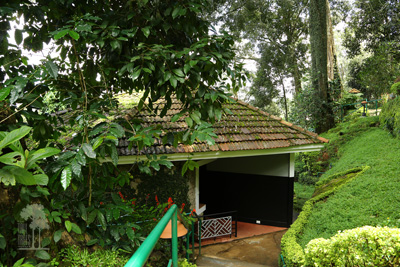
[124,205,200,267]
[124,204,180,267]
[340,99,382,121]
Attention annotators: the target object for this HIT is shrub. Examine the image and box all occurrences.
[304,226,400,266]
[390,82,400,95]
[55,245,130,266]
[280,166,369,267]
[380,97,400,138]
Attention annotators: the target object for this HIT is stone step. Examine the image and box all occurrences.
[196,255,271,267]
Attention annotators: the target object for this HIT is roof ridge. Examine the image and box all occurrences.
[234,99,283,121]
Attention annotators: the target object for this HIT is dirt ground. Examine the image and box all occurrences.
[196,230,286,267]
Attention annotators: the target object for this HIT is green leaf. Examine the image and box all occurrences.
[86,239,98,246]
[172,69,185,77]
[33,174,49,186]
[26,147,60,169]
[190,113,201,124]
[185,117,193,127]
[172,7,180,19]
[65,220,72,232]
[170,76,177,88]
[45,60,58,79]
[111,123,125,137]
[7,166,36,185]
[54,29,69,40]
[35,250,50,260]
[79,202,87,221]
[110,40,121,51]
[61,166,72,190]
[0,126,31,152]
[0,152,23,166]
[68,30,79,40]
[113,209,120,220]
[54,230,62,243]
[71,223,81,234]
[41,237,51,247]
[0,88,10,101]
[141,27,150,38]
[189,60,197,67]
[110,228,120,241]
[131,68,141,81]
[126,227,135,240]
[13,258,24,267]
[71,159,81,177]
[0,169,15,186]
[0,233,5,249]
[82,143,96,159]
[110,144,119,166]
[92,136,104,150]
[87,210,97,225]
[97,211,107,230]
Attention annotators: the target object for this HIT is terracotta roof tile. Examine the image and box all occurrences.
[117,97,327,156]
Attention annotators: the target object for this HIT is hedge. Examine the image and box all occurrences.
[280,166,370,267]
[305,226,400,266]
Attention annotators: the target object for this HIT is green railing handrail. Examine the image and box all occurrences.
[340,99,382,121]
[124,204,180,267]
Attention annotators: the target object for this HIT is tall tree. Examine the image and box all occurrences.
[309,0,335,133]
[344,0,400,97]
[207,0,309,105]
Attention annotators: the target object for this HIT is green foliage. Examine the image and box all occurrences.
[55,245,130,266]
[380,97,400,138]
[178,258,197,267]
[295,152,325,185]
[347,44,400,99]
[280,166,369,266]
[391,82,400,95]
[293,183,315,213]
[304,226,400,266]
[299,127,400,249]
[136,167,191,211]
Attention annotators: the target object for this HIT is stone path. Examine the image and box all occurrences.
[196,230,286,267]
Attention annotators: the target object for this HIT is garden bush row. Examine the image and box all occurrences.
[280,166,369,267]
[305,226,400,266]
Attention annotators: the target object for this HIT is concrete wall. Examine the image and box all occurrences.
[206,154,294,177]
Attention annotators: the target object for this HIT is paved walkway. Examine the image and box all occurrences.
[196,230,286,267]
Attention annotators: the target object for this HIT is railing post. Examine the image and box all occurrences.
[171,210,178,267]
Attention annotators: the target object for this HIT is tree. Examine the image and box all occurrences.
[344,0,400,97]
[208,0,309,101]
[1,0,245,195]
[309,0,335,133]
[0,1,246,262]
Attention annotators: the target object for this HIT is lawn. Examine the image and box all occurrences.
[298,124,400,247]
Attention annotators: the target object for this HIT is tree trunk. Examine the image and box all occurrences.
[326,0,336,82]
[281,76,289,121]
[310,0,334,133]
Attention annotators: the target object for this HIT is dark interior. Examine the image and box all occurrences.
[199,167,293,227]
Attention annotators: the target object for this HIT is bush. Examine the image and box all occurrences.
[280,166,369,267]
[304,226,400,266]
[380,97,400,137]
[54,245,130,266]
[390,82,400,95]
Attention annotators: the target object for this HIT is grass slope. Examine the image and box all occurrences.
[298,119,400,247]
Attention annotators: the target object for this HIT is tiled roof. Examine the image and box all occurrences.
[117,97,328,156]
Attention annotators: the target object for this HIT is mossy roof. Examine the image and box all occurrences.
[116,97,328,157]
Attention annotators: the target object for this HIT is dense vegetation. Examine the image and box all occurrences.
[282,108,400,265]
[1,0,400,266]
